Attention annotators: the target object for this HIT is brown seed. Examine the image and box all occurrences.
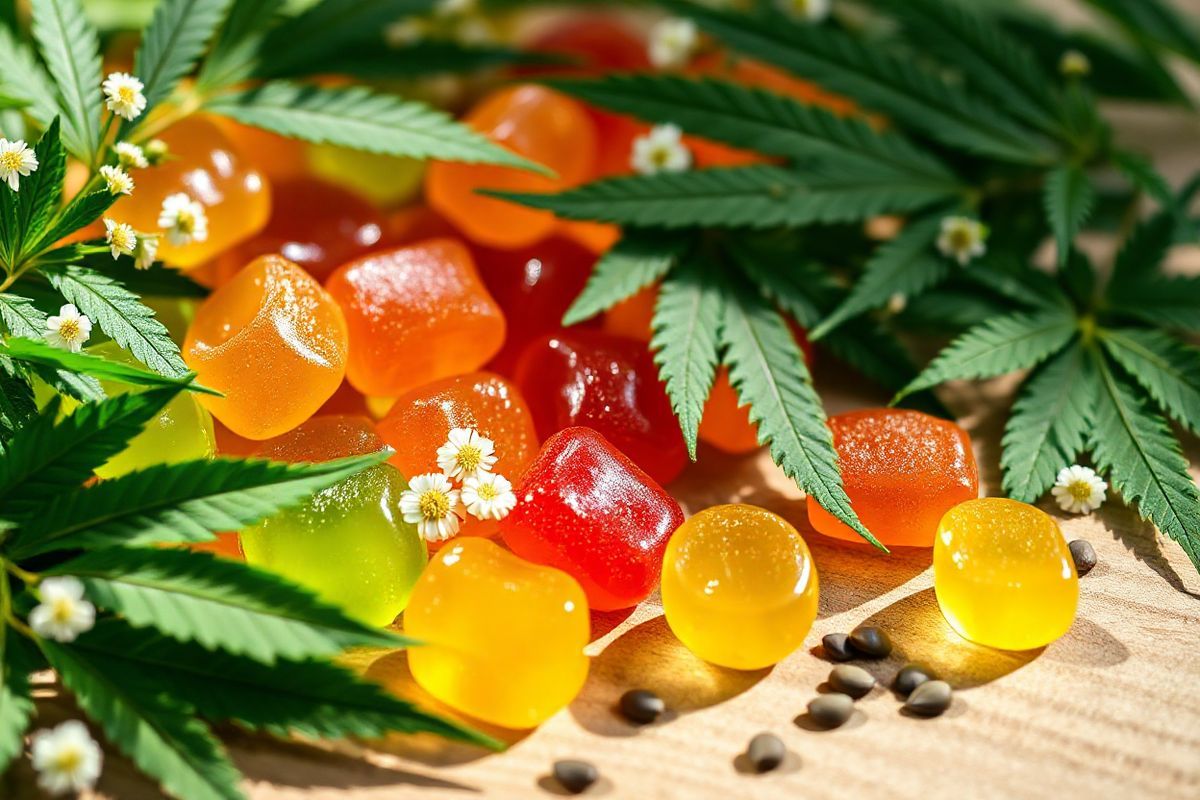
[746,732,786,772]
[807,693,854,728]
[618,689,664,724]
[822,632,853,661]
[829,665,876,698]
[848,625,892,658]
[552,760,598,794]
[905,680,953,717]
[1069,539,1097,576]
[893,664,935,697]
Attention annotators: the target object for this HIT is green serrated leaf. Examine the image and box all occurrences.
[1001,343,1094,502]
[960,250,1070,311]
[14,117,66,259]
[810,215,947,340]
[1084,0,1200,64]
[1107,211,1175,292]
[1090,352,1200,572]
[0,386,181,515]
[563,229,687,326]
[44,263,188,377]
[0,369,38,449]
[30,0,102,159]
[45,548,405,662]
[497,165,954,230]
[719,274,883,550]
[196,0,283,90]
[95,253,210,298]
[1113,149,1175,208]
[1100,327,1200,435]
[0,336,213,394]
[651,256,722,460]
[1044,165,1096,268]
[7,450,390,556]
[205,82,542,172]
[27,189,118,254]
[0,26,62,134]
[1108,275,1200,332]
[42,635,246,800]
[0,628,37,774]
[895,306,1078,401]
[313,39,564,80]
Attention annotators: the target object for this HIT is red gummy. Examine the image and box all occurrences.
[474,236,597,375]
[513,331,687,485]
[501,427,684,610]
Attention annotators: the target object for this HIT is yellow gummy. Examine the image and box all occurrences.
[307,145,425,207]
[934,498,1078,650]
[405,538,589,729]
[661,504,819,670]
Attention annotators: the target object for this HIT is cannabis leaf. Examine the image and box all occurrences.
[562,229,687,326]
[1044,165,1096,267]
[196,0,282,89]
[0,630,37,775]
[1100,327,1200,435]
[133,0,236,124]
[0,25,62,135]
[0,336,207,392]
[29,0,102,159]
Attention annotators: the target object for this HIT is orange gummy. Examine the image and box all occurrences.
[184,255,348,440]
[376,372,538,539]
[325,239,505,398]
[211,116,308,182]
[425,85,597,250]
[251,415,385,463]
[807,409,979,548]
[110,116,271,268]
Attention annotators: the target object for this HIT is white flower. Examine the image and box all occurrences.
[133,234,159,270]
[0,138,38,191]
[1051,465,1108,515]
[936,215,988,266]
[1060,50,1091,78]
[461,472,517,521]
[29,577,95,642]
[776,0,831,22]
[401,473,463,542]
[631,124,692,175]
[649,18,698,69]
[114,141,148,169]
[30,721,103,796]
[44,304,92,354]
[157,192,208,246]
[103,217,137,259]
[101,72,147,121]
[436,427,497,480]
[144,138,168,165]
[99,165,134,196]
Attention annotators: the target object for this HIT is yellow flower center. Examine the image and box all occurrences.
[118,86,136,103]
[53,746,83,774]
[51,597,76,623]
[176,209,195,234]
[476,483,499,502]
[419,490,450,520]
[1068,481,1093,502]
[456,444,482,473]
[0,151,23,171]
[651,147,671,167]
[56,320,81,343]
[948,227,973,251]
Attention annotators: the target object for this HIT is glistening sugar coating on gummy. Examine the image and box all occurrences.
[661,504,819,670]
[500,427,684,611]
[934,498,1078,650]
[405,538,589,728]
[808,409,979,547]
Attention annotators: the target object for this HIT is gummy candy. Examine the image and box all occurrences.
[514,331,687,485]
[376,372,538,538]
[308,145,425,208]
[384,205,459,247]
[934,498,1078,650]
[602,285,656,342]
[110,116,270,268]
[661,504,819,670]
[473,236,596,375]
[500,426,684,611]
[212,117,308,182]
[405,538,589,728]
[425,85,597,250]
[184,255,348,440]
[808,409,978,548]
[240,416,427,626]
[325,239,505,398]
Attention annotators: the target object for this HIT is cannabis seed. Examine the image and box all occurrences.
[893,663,935,697]
[822,632,853,661]
[807,693,854,728]
[553,760,598,794]
[746,732,786,773]
[848,625,892,658]
[829,665,876,698]
[905,680,953,717]
[1069,539,1097,576]
[618,689,664,724]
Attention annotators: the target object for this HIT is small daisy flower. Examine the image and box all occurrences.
[114,141,148,169]
[0,138,38,191]
[103,218,137,259]
[401,473,463,543]
[461,472,517,521]
[1059,50,1091,78]
[99,164,134,196]
[133,234,159,270]
[1052,465,1108,515]
[436,427,498,481]
[44,304,92,353]
[649,18,698,70]
[101,72,147,121]
[144,138,169,165]
[29,577,96,642]
[776,0,831,23]
[936,215,988,266]
[631,124,692,175]
[158,192,208,246]
[30,721,103,796]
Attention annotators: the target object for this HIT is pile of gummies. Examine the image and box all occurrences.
[78,12,1080,732]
